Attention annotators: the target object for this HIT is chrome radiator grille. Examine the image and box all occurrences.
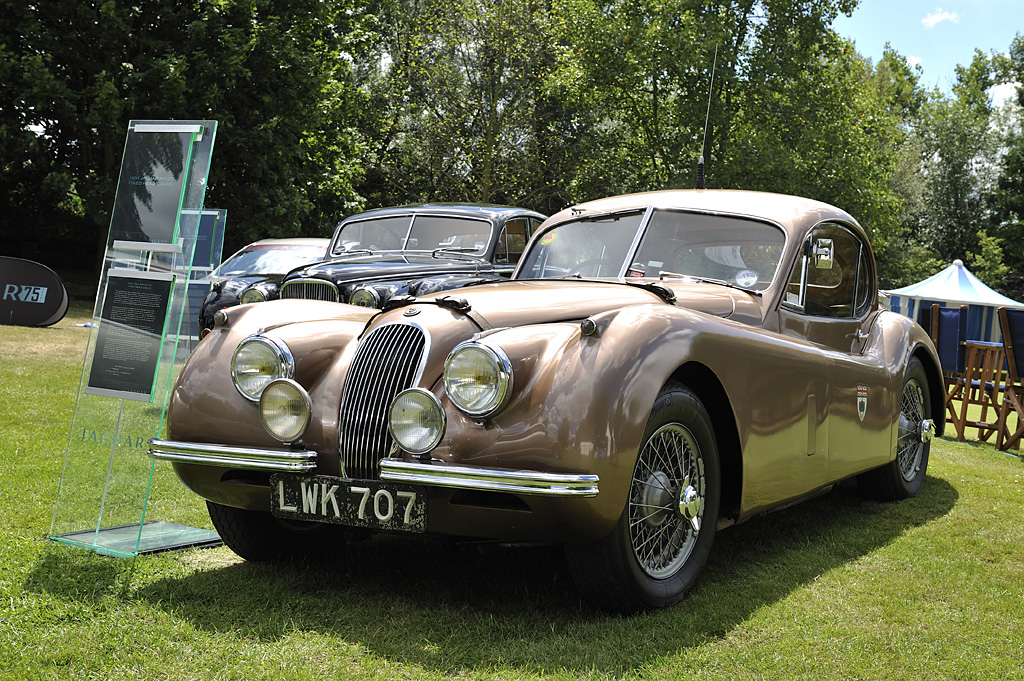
[280,279,340,302]
[338,323,426,479]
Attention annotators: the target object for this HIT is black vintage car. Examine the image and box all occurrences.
[198,238,330,334]
[277,204,545,308]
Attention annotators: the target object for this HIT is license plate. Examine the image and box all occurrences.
[270,474,427,533]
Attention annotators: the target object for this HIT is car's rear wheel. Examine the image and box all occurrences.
[566,381,720,612]
[858,356,931,500]
[207,500,344,563]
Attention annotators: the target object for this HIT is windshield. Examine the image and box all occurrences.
[631,211,786,290]
[518,209,785,290]
[334,215,493,255]
[517,212,644,278]
[214,243,327,277]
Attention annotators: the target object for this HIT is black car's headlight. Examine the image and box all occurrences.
[240,284,269,304]
[259,378,311,442]
[231,335,295,402]
[443,342,513,418]
[388,388,446,454]
[348,286,381,308]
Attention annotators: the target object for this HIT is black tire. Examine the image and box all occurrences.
[858,356,931,500]
[207,500,345,563]
[566,381,720,613]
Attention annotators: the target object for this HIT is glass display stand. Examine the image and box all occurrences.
[50,120,224,556]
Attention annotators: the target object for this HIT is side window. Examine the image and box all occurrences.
[495,218,531,265]
[783,223,873,319]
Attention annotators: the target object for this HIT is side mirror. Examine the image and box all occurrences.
[813,238,834,270]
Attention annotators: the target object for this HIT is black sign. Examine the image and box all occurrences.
[85,270,174,401]
[0,257,69,327]
[109,126,198,247]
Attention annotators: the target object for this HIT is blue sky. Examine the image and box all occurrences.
[832,0,1022,104]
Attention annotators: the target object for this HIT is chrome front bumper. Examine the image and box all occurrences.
[379,458,600,497]
[148,439,599,497]
[148,439,317,472]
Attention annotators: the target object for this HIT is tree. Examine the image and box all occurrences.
[986,33,1024,298]
[917,51,1000,272]
[354,0,573,213]
[0,0,369,270]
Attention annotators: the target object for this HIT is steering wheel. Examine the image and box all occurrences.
[572,259,618,277]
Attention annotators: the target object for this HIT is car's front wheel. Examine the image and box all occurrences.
[207,501,345,563]
[566,381,720,613]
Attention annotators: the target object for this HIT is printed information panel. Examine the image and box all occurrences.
[85,270,174,401]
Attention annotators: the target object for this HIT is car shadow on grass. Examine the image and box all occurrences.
[28,475,958,675]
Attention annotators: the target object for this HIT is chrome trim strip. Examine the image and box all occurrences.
[148,438,317,472]
[379,459,599,497]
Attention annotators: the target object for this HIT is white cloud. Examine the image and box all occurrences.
[922,8,959,29]
[906,55,922,67]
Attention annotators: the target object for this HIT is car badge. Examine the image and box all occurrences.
[403,308,420,317]
[857,385,868,423]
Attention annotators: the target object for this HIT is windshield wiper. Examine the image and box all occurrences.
[659,271,756,294]
[621,280,676,303]
[431,247,483,259]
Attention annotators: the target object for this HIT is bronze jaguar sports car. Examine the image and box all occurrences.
[151,189,943,612]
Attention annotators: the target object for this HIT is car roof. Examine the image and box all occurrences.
[340,203,546,223]
[546,189,864,241]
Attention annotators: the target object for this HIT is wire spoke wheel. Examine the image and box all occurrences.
[629,423,704,579]
[565,381,719,612]
[896,375,926,482]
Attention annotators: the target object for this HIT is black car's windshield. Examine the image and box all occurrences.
[519,209,786,291]
[214,243,328,277]
[334,215,493,255]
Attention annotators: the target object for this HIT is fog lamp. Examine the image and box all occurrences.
[388,388,446,455]
[259,378,311,443]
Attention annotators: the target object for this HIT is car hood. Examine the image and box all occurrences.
[408,278,764,328]
[287,253,493,283]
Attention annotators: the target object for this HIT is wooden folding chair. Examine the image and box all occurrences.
[996,307,1024,451]
[926,304,968,440]
[958,340,1004,442]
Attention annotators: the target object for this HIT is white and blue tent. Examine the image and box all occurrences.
[884,259,1024,342]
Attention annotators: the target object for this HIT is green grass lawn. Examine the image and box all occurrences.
[2,302,1022,680]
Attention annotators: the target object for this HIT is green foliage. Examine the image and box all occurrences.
[0,0,369,264]
[3,1,1024,293]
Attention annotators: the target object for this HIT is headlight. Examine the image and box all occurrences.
[443,342,513,418]
[388,388,446,454]
[240,286,268,304]
[349,286,380,308]
[259,379,311,442]
[231,336,295,402]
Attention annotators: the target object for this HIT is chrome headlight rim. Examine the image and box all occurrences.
[239,284,270,305]
[259,378,312,443]
[388,387,447,455]
[348,286,381,308]
[442,341,513,418]
[230,335,296,402]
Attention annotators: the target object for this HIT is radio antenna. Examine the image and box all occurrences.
[696,42,718,190]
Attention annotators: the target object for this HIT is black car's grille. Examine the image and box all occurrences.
[280,279,340,302]
[338,324,426,479]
